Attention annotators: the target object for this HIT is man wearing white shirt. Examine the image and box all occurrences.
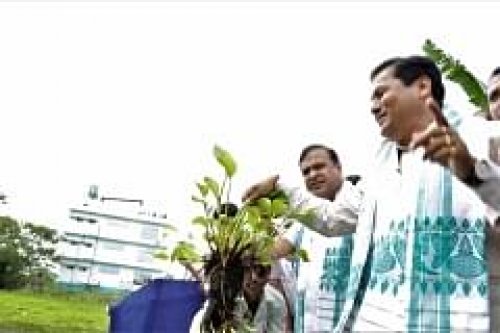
[270,144,354,332]
[410,65,500,211]
[244,56,497,331]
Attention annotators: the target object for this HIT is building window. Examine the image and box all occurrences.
[67,239,92,247]
[133,270,152,285]
[107,221,127,229]
[137,250,153,263]
[98,265,120,275]
[103,242,124,251]
[140,226,158,240]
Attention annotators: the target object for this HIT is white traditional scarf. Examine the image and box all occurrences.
[335,124,490,332]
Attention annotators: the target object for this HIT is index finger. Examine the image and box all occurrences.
[409,122,441,150]
[426,98,449,128]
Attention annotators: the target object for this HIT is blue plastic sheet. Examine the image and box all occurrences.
[109,279,204,333]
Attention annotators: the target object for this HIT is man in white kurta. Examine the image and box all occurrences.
[284,196,354,333]
[281,138,489,331]
[243,56,498,331]
[190,268,287,333]
[272,145,354,333]
[234,283,287,333]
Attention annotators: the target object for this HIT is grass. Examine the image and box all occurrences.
[0,289,123,333]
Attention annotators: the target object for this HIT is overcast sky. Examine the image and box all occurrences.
[0,2,498,231]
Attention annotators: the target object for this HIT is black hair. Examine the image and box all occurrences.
[213,202,238,219]
[345,174,361,185]
[299,144,341,168]
[370,56,445,108]
[490,67,500,79]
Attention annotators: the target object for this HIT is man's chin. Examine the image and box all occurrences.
[310,189,324,197]
[380,128,398,142]
[380,126,391,138]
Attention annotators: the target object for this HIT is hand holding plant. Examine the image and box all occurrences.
[164,145,312,332]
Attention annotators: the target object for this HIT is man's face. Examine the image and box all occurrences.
[300,148,342,201]
[488,75,500,120]
[242,264,269,302]
[370,67,424,145]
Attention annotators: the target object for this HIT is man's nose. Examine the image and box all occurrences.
[307,168,320,179]
[371,96,383,111]
[371,102,381,115]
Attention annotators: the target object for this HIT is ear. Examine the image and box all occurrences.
[417,75,432,100]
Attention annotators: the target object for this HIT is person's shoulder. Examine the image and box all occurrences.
[339,179,356,192]
[264,284,286,306]
[458,116,500,158]
[371,139,397,171]
[338,176,365,198]
[450,105,499,134]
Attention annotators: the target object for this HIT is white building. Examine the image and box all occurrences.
[58,187,176,291]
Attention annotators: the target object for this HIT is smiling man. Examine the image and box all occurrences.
[270,144,354,332]
[371,67,443,149]
[243,56,497,332]
[300,145,343,200]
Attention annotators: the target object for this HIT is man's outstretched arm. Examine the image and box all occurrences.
[242,176,362,237]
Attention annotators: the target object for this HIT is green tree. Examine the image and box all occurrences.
[0,216,59,290]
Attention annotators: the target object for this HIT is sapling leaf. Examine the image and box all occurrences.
[204,176,220,199]
[422,39,488,114]
[271,198,288,217]
[191,195,207,205]
[171,241,201,263]
[192,216,209,228]
[154,250,169,260]
[296,248,310,262]
[196,182,209,197]
[213,145,237,178]
[257,198,272,216]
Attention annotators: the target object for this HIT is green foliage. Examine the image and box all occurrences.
[168,145,310,268]
[0,216,59,290]
[170,241,201,262]
[24,268,58,292]
[153,250,169,260]
[163,145,310,332]
[422,39,488,114]
[203,176,220,200]
[295,248,310,262]
[256,198,272,217]
[0,289,111,332]
[197,182,209,197]
[213,145,237,178]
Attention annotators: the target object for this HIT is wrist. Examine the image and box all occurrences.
[463,158,485,187]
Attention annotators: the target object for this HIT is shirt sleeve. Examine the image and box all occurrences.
[265,286,287,333]
[278,181,362,237]
[457,117,500,211]
[473,160,500,211]
[282,221,303,247]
